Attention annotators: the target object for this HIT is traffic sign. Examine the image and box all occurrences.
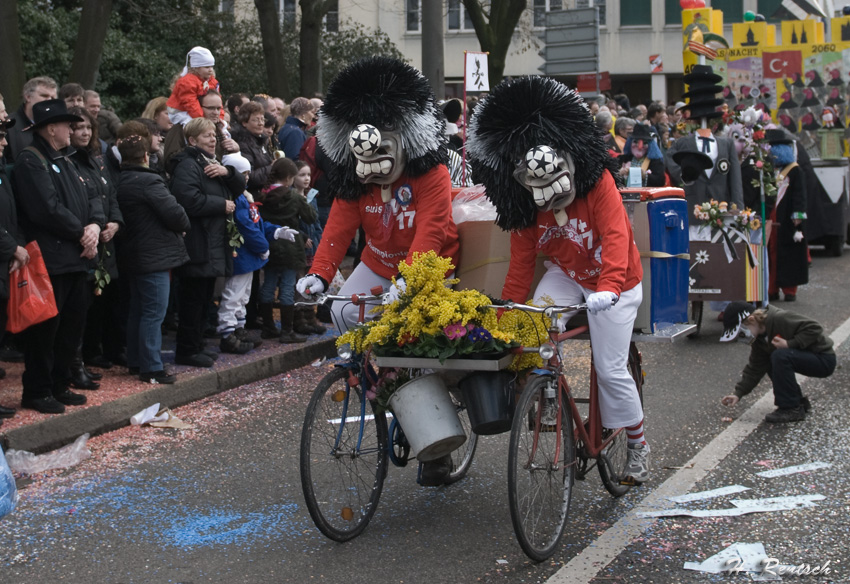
[538,7,600,77]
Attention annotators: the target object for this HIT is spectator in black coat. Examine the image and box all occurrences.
[0,119,29,421]
[169,117,245,368]
[68,107,125,379]
[230,101,274,196]
[4,76,58,163]
[118,135,190,384]
[12,100,105,414]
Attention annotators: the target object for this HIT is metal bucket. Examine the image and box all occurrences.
[459,371,516,435]
[388,374,466,461]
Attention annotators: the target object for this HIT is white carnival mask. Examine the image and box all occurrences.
[513,145,576,211]
[348,123,406,185]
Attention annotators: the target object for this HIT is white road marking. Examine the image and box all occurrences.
[546,313,850,584]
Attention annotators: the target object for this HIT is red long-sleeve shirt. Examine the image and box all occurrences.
[310,165,460,283]
[502,171,642,303]
[166,73,222,120]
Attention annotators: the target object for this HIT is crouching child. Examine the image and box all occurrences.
[720,301,836,423]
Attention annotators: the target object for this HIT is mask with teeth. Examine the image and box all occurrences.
[513,145,577,212]
[348,124,407,185]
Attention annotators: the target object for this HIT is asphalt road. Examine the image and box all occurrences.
[3,247,849,584]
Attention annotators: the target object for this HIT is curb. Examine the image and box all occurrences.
[0,339,337,454]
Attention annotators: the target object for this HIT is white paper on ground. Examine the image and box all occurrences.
[640,494,824,518]
[684,542,748,573]
[755,461,832,478]
[130,403,168,426]
[729,494,825,509]
[684,542,782,578]
[668,485,750,503]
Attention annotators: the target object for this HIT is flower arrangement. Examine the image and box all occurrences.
[733,207,761,232]
[367,368,414,412]
[337,251,548,370]
[730,106,777,200]
[693,199,732,229]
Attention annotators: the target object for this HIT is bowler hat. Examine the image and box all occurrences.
[26,99,83,131]
[672,150,713,184]
[765,129,793,145]
[630,123,656,142]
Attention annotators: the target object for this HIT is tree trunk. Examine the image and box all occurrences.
[299,0,335,96]
[68,0,114,89]
[462,0,527,86]
[421,0,445,97]
[0,0,26,110]
[255,0,290,98]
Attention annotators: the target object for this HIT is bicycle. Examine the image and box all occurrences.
[491,301,643,561]
[297,290,478,543]
[297,293,642,563]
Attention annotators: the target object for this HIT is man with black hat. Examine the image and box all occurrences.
[617,123,666,187]
[665,65,744,209]
[12,99,105,414]
[719,301,835,423]
[0,118,29,423]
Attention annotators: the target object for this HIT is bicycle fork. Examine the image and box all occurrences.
[527,379,563,472]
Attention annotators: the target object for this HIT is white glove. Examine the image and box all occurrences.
[793,230,804,243]
[383,277,407,305]
[297,274,325,297]
[586,291,618,314]
[260,250,270,260]
[274,227,298,242]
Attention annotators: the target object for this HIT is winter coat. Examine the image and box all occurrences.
[12,134,106,276]
[301,188,323,262]
[162,121,231,175]
[278,116,308,161]
[72,147,124,280]
[230,123,274,195]
[3,104,33,163]
[259,185,317,270]
[166,72,222,120]
[734,305,834,398]
[232,193,279,276]
[169,146,245,278]
[0,158,25,299]
[116,164,190,275]
[772,164,808,288]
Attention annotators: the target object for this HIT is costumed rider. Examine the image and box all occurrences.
[617,123,666,187]
[467,77,651,484]
[296,57,460,334]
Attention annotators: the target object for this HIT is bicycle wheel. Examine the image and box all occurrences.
[443,392,478,485]
[300,367,389,542]
[597,343,644,497]
[508,375,575,562]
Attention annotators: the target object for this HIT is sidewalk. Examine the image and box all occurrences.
[0,324,337,454]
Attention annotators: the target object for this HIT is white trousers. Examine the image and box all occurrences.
[533,263,645,429]
[332,263,392,334]
[217,272,254,336]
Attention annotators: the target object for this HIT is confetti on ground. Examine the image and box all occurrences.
[754,461,832,478]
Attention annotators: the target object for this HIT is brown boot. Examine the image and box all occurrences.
[279,306,308,343]
[293,306,313,335]
[260,303,279,339]
[302,306,326,335]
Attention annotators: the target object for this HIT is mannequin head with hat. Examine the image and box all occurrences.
[28,99,83,151]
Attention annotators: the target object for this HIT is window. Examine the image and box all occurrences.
[448,0,474,31]
[406,0,420,32]
[711,0,743,23]
[533,0,561,28]
[665,0,681,25]
[756,0,783,23]
[280,0,296,26]
[324,0,339,32]
[620,0,651,26]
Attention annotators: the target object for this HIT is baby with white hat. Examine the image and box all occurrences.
[166,46,221,125]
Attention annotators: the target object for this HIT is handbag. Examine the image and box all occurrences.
[6,241,59,333]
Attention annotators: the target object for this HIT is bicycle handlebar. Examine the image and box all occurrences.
[486,302,587,315]
[295,291,387,307]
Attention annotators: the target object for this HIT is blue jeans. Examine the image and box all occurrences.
[127,271,170,373]
[261,267,297,306]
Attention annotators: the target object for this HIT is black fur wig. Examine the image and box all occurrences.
[466,76,617,231]
[316,56,447,199]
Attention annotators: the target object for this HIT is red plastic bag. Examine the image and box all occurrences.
[6,241,58,333]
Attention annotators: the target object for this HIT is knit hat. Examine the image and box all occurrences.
[182,46,215,77]
[720,301,756,342]
[222,153,251,175]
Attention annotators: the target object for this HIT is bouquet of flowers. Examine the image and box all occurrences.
[693,199,732,229]
[733,207,762,232]
[337,251,548,371]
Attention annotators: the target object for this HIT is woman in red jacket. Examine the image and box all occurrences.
[467,76,650,484]
[296,57,459,332]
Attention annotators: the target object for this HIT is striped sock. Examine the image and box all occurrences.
[626,420,647,447]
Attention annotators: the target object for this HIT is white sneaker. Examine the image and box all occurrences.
[625,443,650,484]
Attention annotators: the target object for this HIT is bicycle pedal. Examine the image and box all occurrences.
[619,477,640,486]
